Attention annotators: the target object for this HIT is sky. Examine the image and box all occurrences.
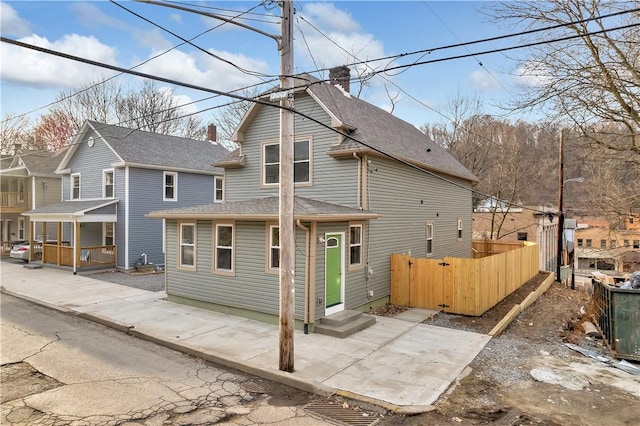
[0,1,538,133]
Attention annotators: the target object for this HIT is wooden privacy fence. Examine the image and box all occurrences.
[391,241,539,316]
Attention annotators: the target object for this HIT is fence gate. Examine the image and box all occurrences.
[391,254,455,312]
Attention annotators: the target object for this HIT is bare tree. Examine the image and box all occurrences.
[33,109,75,150]
[489,0,640,161]
[0,114,35,154]
[209,90,259,151]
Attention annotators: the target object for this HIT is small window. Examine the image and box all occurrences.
[610,240,617,249]
[103,169,114,198]
[214,176,224,203]
[457,218,463,240]
[179,223,195,269]
[517,232,528,241]
[103,222,114,246]
[634,240,640,249]
[624,240,630,247]
[18,218,25,240]
[426,223,434,256]
[600,239,607,249]
[577,239,583,247]
[71,173,81,200]
[350,224,363,266]
[262,140,311,185]
[268,225,280,270]
[164,171,177,201]
[215,223,234,273]
[326,237,339,248]
[630,217,635,224]
[586,239,592,248]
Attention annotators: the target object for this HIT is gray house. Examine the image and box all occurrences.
[25,120,228,271]
[0,148,65,252]
[149,67,477,334]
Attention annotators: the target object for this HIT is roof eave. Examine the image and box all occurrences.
[147,212,381,221]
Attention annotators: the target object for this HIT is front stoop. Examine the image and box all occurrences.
[314,310,376,338]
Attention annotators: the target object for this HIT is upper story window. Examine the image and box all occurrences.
[577,239,583,247]
[214,223,235,274]
[262,140,311,186]
[586,239,592,248]
[600,239,607,249]
[349,223,363,266]
[179,222,195,269]
[103,169,114,198]
[517,232,528,241]
[164,171,177,201]
[457,218,463,240]
[71,173,81,200]
[214,176,224,203]
[634,240,640,249]
[426,223,434,256]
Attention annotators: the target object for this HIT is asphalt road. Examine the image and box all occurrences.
[0,294,335,425]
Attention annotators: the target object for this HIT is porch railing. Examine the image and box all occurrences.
[42,244,116,268]
[0,192,31,209]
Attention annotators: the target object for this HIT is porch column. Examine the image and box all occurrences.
[57,222,62,266]
[42,222,47,263]
[29,220,35,261]
[74,221,80,274]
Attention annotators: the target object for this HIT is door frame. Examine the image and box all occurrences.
[324,232,345,316]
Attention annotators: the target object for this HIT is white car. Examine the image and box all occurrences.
[9,241,31,262]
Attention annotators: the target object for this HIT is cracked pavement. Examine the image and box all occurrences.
[1,294,340,425]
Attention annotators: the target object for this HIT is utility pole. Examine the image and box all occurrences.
[278,0,295,372]
[556,130,564,284]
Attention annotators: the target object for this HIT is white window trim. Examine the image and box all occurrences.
[163,171,178,202]
[266,223,280,273]
[348,222,364,270]
[457,218,463,241]
[103,169,115,199]
[260,138,312,187]
[18,217,25,240]
[178,222,196,271]
[214,176,224,203]
[102,222,115,246]
[426,222,434,257]
[213,222,235,276]
[70,173,81,200]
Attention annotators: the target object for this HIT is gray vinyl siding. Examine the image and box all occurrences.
[65,132,120,200]
[80,222,102,246]
[165,220,307,319]
[357,156,473,307]
[33,176,62,208]
[226,94,359,207]
[127,167,217,269]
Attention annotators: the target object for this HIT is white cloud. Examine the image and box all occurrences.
[170,14,182,24]
[135,48,269,93]
[301,3,361,33]
[469,70,500,90]
[514,61,552,88]
[71,2,128,30]
[0,34,118,88]
[1,2,31,36]
[133,29,173,51]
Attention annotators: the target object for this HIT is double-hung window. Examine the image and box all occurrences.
[18,218,25,240]
[457,218,463,240]
[103,222,114,246]
[164,172,177,201]
[349,224,363,267]
[103,169,114,198]
[214,223,234,274]
[262,140,311,185]
[179,223,195,269]
[71,173,81,200]
[214,176,224,203]
[268,225,280,271]
[426,223,434,256]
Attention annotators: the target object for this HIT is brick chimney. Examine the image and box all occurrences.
[207,124,217,144]
[329,66,350,93]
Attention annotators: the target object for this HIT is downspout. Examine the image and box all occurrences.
[296,219,311,334]
[353,152,362,210]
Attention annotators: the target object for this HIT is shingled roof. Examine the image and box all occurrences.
[58,121,229,174]
[0,149,65,176]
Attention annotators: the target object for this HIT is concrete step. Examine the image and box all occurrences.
[314,310,376,338]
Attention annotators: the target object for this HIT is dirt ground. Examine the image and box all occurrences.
[373,273,640,425]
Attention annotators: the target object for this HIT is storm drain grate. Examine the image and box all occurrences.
[240,380,268,394]
[304,402,379,426]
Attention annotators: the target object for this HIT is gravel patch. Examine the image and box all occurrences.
[84,270,165,292]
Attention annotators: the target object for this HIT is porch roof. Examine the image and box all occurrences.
[147,196,380,222]
[23,199,118,223]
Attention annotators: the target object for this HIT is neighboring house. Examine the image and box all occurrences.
[149,67,477,331]
[575,216,640,272]
[472,203,559,272]
[24,121,229,271]
[0,148,65,252]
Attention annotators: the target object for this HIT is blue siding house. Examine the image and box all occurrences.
[25,120,228,272]
[149,67,477,334]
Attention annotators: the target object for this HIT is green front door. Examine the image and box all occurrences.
[325,233,343,310]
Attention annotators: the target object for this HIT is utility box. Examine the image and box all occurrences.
[592,280,640,361]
